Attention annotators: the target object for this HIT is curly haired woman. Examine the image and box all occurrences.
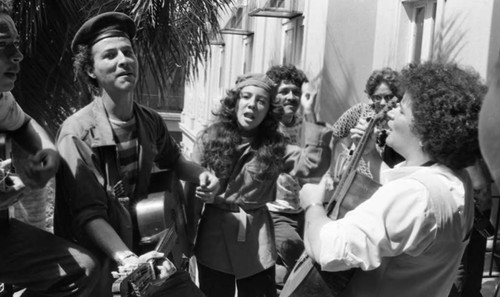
[328,67,403,183]
[186,73,331,297]
[299,62,487,297]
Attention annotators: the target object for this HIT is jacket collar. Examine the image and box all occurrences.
[89,97,138,148]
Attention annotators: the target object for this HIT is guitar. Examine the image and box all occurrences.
[0,133,13,224]
[135,170,190,269]
[112,170,192,297]
[112,227,178,297]
[280,100,397,297]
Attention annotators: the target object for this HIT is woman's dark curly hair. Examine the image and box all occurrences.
[73,44,101,97]
[401,62,487,170]
[266,64,308,88]
[365,67,402,100]
[199,86,287,180]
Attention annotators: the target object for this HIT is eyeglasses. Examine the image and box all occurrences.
[371,94,394,102]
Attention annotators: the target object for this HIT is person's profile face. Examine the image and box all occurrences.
[87,36,138,94]
[385,92,419,158]
[0,13,23,93]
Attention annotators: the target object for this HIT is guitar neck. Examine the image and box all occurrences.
[154,227,178,255]
[326,100,397,215]
[326,117,379,214]
[346,118,378,176]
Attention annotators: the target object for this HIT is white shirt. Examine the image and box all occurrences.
[317,163,474,297]
[0,92,26,131]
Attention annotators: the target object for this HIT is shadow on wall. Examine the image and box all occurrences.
[432,10,467,63]
[318,36,358,126]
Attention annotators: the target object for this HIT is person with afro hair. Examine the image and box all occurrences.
[299,62,486,297]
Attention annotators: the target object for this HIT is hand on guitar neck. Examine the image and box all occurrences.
[347,100,398,182]
[349,118,378,155]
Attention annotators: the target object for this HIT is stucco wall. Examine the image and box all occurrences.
[181,0,498,156]
[310,0,379,125]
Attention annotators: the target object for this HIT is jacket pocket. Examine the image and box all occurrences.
[237,165,276,205]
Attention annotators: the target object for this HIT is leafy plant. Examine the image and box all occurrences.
[9,0,233,134]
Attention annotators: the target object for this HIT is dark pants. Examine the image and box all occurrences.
[198,263,276,297]
[449,209,490,297]
[270,211,305,287]
[0,219,100,297]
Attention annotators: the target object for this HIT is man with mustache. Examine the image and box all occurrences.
[265,64,318,289]
[0,1,99,295]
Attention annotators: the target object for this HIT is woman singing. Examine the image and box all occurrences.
[300,62,487,297]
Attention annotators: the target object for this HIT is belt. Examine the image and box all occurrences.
[208,202,268,243]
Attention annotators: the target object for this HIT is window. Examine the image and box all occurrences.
[269,0,285,8]
[248,0,302,19]
[219,47,225,89]
[243,36,253,73]
[282,17,304,66]
[405,0,437,63]
[229,7,244,29]
[221,6,253,36]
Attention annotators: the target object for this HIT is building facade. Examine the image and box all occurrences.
[180,0,500,156]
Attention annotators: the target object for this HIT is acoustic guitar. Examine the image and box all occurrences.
[112,227,178,297]
[112,170,193,297]
[135,170,190,269]
[280,100,397,297]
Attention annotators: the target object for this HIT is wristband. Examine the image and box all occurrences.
[118,251,137,265]
[304,202,324,213]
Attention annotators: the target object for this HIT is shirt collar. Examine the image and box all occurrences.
[381,161,438,184]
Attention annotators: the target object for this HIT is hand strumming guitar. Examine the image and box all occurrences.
[117,250,176,280]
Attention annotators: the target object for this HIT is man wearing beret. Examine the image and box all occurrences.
[54,11,219,296]
[0,1,100,296]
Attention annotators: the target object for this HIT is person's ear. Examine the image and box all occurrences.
[85,66,96,79]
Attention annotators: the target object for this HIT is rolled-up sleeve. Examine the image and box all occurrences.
[285,121,332,179]
[317,179,437,272]
[56,133,109,234]
[0,92,28,131]
[149,112,181,169]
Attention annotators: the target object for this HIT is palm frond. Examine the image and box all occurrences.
[9,0,234,134]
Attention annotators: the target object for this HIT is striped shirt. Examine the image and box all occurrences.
[110,116,139,197]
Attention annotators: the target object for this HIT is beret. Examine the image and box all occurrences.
[234,73,277,95]
[71,11,136,53]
